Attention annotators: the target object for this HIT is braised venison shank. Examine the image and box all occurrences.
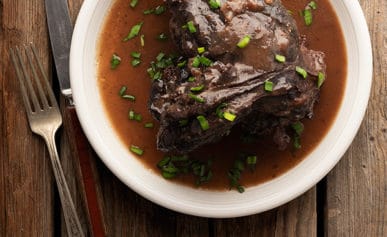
[149,0,326,153]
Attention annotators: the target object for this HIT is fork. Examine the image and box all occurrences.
[10,45,84,237]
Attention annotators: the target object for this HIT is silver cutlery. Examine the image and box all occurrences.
[10,45,84,237]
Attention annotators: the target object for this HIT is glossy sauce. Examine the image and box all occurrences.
[97,0,347,190]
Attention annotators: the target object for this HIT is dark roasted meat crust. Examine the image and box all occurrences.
[149,0,326,153]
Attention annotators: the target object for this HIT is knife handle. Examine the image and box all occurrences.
[65,106,107,237]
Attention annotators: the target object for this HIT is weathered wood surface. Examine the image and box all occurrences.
[325,0,387,236]
[0,0,385,236]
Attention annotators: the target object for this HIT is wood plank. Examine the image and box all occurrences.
[213,188,317,237]
[325,0,387,236]
[0,0,55,236]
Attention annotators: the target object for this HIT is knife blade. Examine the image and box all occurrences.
[45,0,73,99]
[45,0,107,236]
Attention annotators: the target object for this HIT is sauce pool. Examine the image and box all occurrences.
[97,0,347,190]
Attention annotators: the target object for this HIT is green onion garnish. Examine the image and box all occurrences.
[144,123,154,128]
[208,0,221,9]
[129,0,138,8]
[216,103,227,118]
[131,59,141,67]
[131,52,141,59]
[246,156,257,165]
[143,9,154,14]
[292,122,304,136]
[317,72,325,88]
[294,136,302,149]
[119,86,127,96]
[122,94,136,101]
[197,47,206,54]
[123,22,143,41]
[130,145,144,156]
[188,93,205,103]
[140,34,145,47]
[154,5,166,15]
[237,35,251,48]
[156,52,165,62]
[296,66,308,78]
[264,81,274,92]
[302,9,313,26]
[275,54,286,63]
[196,115,209,131]
[110,53,121,69]
[177,60,187,68]
[157,33,168,41]
[199,56,213,66]
[308,1,317,10]
[223,112,237,122]
[129,110,142,121]
[190,85,205,92]
[186,21,197,33]
[192,56,201,67]
[188,76,196,82]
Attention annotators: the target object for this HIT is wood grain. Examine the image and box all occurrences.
[325,0,387,236]
[0,0,385,236]
[0,0,55,236]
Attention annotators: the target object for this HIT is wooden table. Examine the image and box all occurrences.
[0,0,385,236]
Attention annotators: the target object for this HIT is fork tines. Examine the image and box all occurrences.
[10,45,58,114]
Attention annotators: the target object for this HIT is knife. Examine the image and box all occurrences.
[45,0,106,236]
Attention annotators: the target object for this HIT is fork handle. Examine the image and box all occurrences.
[44,134,85,237]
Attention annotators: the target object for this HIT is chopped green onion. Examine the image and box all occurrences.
[131,59,141,67]
[130,145,144,156]
[294,136,302,149]
[119,86,127,96]
[123,22,143,41]
[154,5,166,15]
[302,9,313,26]
[199,56,213,66]
[246,156,257,165]
[308,1,317,10]
[129,0,138,8]
[157,33,168,41]
[192,56,201,67]
[275,54,286,63]
[237,185,245,193]
[196,115,209,131]
[216,103,227,118]
[156,52,165,62]
[188,93,205,103]
[292,122,304,136]
[186,21,197,33]
[237,35,251,48]
[143,9,154,14]
[317,72,325,88]
[122,94,136,101]
[197,47,206,54]
[223,112,237,122]
[296,66,308,79]
[177,60,187,68]
[131,52,141,59]
[157,156,171,168]
[190,85,205,92]
[208,0,221,9]
[188,76,196,82]
[264,81,274,92]
[144,123,154,128]
[110,53,121,69]
[140,34,145,47]
[129,110,142,121]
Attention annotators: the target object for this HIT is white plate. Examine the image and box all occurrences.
[70,0,372,218]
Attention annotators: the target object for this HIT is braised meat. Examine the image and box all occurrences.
[149,0,326,153]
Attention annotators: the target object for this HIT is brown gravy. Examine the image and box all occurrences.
[97,0,347,190]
